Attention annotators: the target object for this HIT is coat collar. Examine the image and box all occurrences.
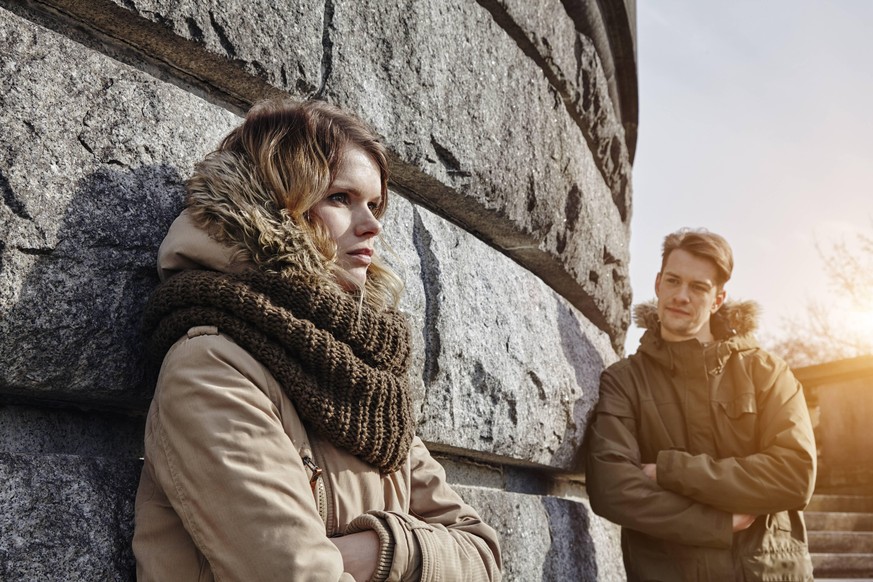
[631,299,761,374]
[633,299,760,337]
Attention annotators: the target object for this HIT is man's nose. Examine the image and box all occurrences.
[675,285,691,302]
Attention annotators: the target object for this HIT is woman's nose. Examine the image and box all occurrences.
[356,207,382,237]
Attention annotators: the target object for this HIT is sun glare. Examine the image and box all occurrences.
[831,302,873,350]
[845,309,873,340]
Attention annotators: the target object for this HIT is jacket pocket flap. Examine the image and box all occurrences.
[716,392,757,418]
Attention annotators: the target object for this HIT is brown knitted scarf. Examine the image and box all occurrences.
[143,268,414,474]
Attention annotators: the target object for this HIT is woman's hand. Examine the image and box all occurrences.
[330,530,380,581]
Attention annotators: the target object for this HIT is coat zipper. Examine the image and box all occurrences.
[309,439,337,536]
[301,454,328,529]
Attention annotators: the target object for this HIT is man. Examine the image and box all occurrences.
[587,228,816,581]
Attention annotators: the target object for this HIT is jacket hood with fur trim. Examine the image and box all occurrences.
[631,299,762,372]
[157,151,335,286]
[633,299,760,337]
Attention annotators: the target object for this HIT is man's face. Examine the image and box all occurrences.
[655,249,726,343]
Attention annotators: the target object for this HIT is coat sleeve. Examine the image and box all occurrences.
[586,369,734,548]
[345,438,502,581]
[655,353,817,515]
[145,331,355,581]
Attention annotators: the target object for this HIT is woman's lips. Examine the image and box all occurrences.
[346,249,373,265]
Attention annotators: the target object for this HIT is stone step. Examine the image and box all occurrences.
[809,531,873,553]
[812,553,873,578]
[808,495,873,514]
[807,512,873,532]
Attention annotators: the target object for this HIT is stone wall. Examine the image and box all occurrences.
[0,1,636,579]
[796,356,873,493]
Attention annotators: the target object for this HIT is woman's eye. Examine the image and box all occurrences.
[328,192,349,204]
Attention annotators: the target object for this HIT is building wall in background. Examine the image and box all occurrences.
[0,1,637,579]
[796,356,873,493]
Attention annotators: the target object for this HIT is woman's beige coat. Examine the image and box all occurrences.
[133,213,502,581]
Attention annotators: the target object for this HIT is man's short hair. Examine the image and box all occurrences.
[661,228,734,287]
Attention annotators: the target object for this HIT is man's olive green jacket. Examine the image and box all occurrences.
[587,301,816,581]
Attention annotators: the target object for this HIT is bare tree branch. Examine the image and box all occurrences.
[764,227,873,367]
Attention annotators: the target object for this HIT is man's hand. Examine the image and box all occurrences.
[732,513,756,532]
[330,530,380,581]
[641,463,657,482]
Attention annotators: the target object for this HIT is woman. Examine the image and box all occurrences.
[133,99,502,581]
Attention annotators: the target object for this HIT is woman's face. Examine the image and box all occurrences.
[311,145,383,289]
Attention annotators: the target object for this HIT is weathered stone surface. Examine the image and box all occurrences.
[0,404,144,457]
[561,0,639,159]
[1,7,617,468]
[0,452,139,582]
[29,0,633,344]
[488,0,633,221]
[0,10,240,405]
[398,201,618,469]
[381,195,617,468]
[110,0,324,95]
[326,0,630,342]
[458,486,625,581]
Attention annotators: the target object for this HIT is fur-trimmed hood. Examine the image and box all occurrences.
[633,299,760,337]
[629,299,761,372]
[157,150,335,286]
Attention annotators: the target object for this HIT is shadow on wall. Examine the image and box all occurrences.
[0,165,185,581]
[1,164,186,409]
[548,298,610,578]
[541,497,599,580]
[552,299,608,471]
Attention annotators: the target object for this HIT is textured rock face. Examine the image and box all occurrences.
[457,486,626,582]
[492,0,633,219]
[111,0,325,95]
[0,0,636,579]
[326,0,632,342]
[0,10,239,405]
[82,0,633,342]
[0,452,141,582]
[387,200,616,469]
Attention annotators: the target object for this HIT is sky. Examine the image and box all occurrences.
[626,1,873,352]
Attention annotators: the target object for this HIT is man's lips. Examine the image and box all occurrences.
[665,307,689,316]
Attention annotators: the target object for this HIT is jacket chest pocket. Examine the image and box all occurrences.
[713,392,758,453]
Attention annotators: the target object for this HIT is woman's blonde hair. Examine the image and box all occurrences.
[212,98,403,310]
